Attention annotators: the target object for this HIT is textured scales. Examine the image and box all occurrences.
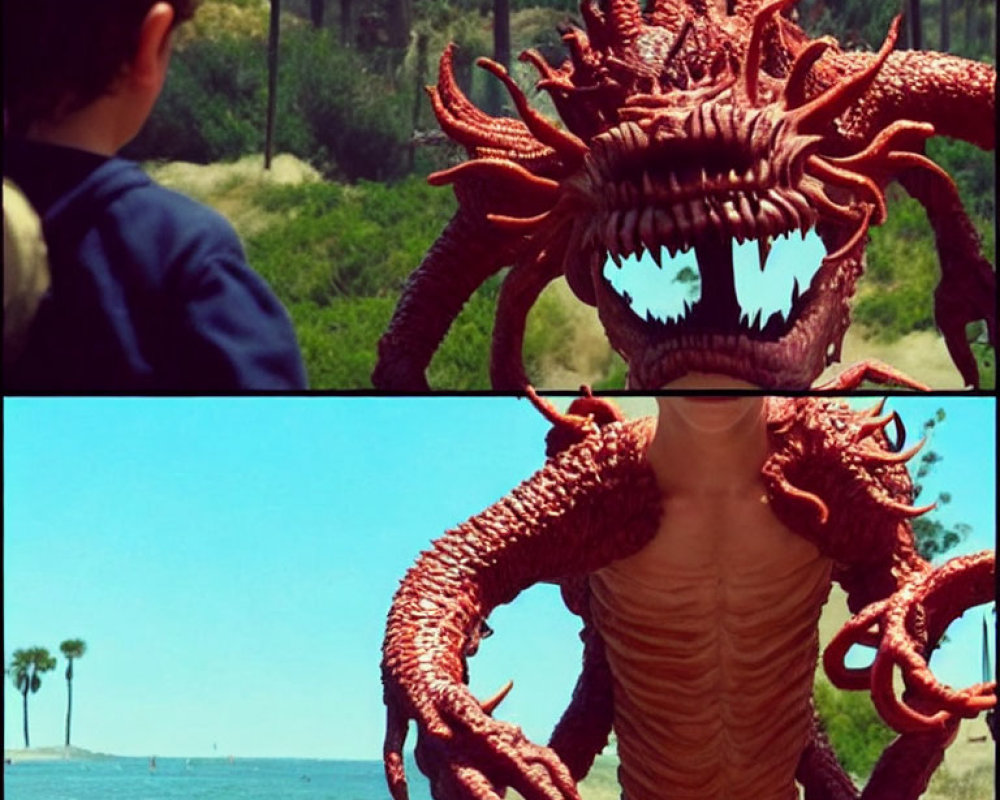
[381,395,996,800]
[373,0,996,390]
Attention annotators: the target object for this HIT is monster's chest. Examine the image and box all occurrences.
[589,491,834,800]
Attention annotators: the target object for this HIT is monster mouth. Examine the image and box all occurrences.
[586,209,856,389]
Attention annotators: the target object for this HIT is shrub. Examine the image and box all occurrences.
[813,676,895,780]
[127,22,413,181]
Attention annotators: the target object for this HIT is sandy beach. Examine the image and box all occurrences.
[4,746,112,764]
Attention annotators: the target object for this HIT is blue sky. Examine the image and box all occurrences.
[3,396,995,761]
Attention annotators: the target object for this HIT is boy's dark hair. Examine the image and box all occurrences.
[4,1,199,134]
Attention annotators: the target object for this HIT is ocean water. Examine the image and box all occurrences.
[3,757,434,800]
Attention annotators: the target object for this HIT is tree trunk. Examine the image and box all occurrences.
[265,0,281,171]
[65,666,73,747]
[340,0,352,47]
[310,0,324,28]
[494,0,511,71]
[22,687,29,748]
[408,29,429,172]
[940,0,950,51]
[908,0,922,50]
[384,0,411,51]
[486,0,512,115]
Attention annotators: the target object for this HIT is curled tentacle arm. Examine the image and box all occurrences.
[490,251,563,390]
[894,166,996,389]
[382,421,661,800]
[825,552,996,734]
[373,209,516,390]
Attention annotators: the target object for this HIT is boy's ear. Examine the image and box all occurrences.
[129,2,176,90]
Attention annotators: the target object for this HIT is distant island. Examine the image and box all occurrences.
[4,746,113,764]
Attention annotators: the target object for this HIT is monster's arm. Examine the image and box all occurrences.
[382,421,660,800]
[825,545,996,800]
[372,208,513,390]
[829,50,996,151]
[895,166,996,388]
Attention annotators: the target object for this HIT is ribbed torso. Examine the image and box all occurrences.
[590,488,833,800]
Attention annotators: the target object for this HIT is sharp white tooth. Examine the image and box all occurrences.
[758,236,772,271]
[728,168,739,185]
[605,212,620,254]
[723,200,740,230]
[669,173,682,196]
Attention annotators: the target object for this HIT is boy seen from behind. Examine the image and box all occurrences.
[3,1,307,391]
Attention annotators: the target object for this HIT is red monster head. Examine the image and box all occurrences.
[373,0,996,390]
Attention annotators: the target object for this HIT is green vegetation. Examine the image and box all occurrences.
[7,648,58,748]
[813,675,895,779]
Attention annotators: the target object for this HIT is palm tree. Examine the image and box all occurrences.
[59,639,87,748]
[7,648,57,748]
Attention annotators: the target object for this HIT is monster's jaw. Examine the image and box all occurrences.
[579,210,863,390]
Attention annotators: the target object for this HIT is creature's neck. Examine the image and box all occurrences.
[645,398,769,497]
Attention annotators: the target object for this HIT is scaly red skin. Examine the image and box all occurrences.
[372,0,995,390]
[381,395,996,799]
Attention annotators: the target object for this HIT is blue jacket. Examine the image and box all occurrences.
[4,141,307,392]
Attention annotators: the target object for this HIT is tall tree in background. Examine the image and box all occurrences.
[265,0,281,170]
[908,0,922,49]
[485,0,512,115]
[310,0,325,28]
[909,408,972,561]
[940,0,950,51]
[340,0,353,46]
[60,639,87,747]
[384,0,412,51]
[7,648,57,748]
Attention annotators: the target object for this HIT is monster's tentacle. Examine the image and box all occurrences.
[825,552,996,735]
[373,210,516,390]
[828,50,995,151]
[795,705,859,800]
[382,421,660,799]
[491,250,562,390]
[548,576,616,781]
[812,360,930,392]
[894,165,996,389]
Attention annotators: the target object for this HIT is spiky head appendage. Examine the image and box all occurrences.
[374,0,996,390]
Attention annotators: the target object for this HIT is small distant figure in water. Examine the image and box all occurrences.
[227,754,235,765]
[149,756,156,771]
